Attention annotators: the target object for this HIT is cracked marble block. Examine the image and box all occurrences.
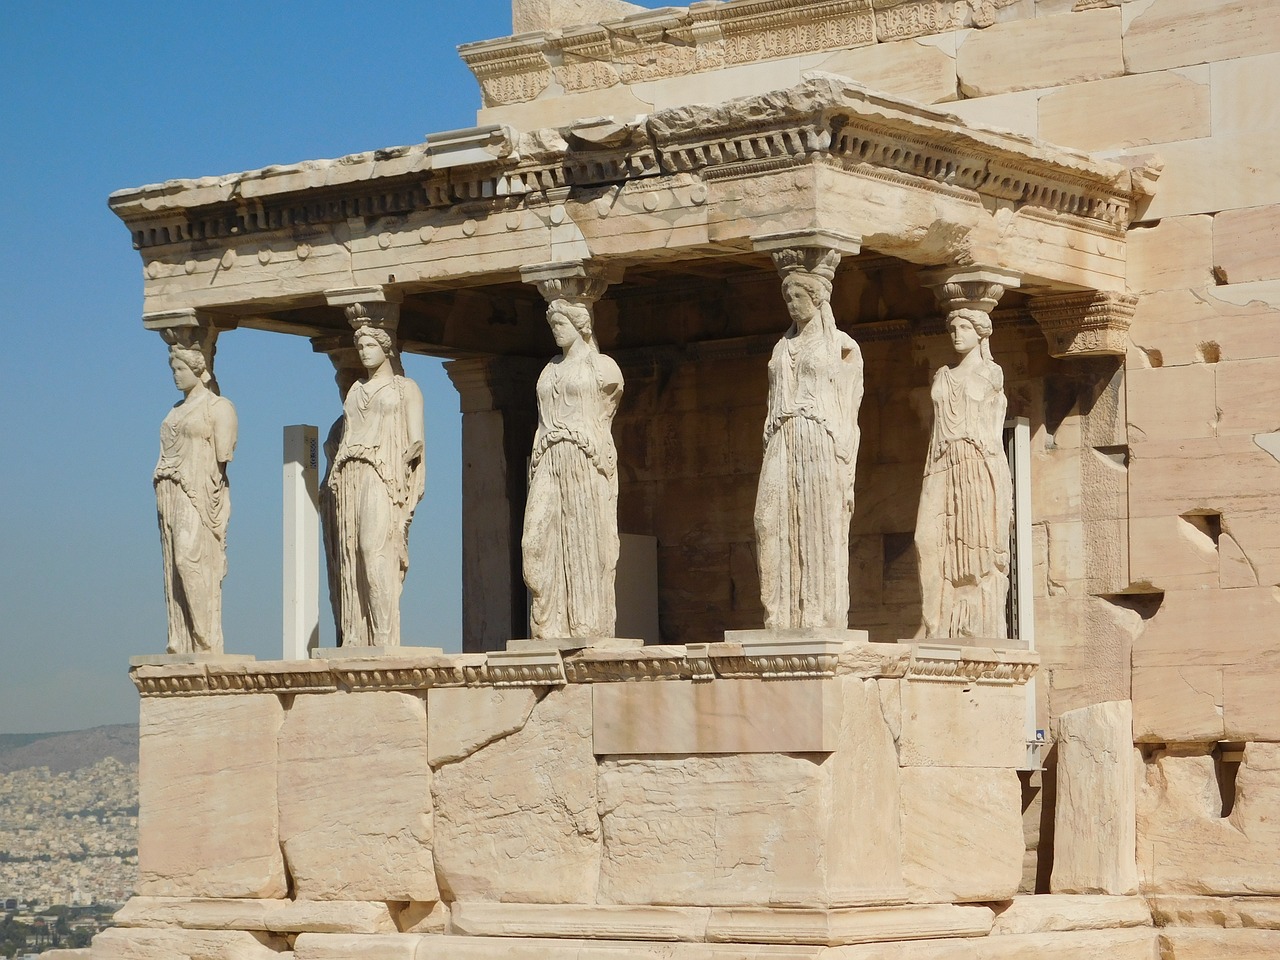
[431,684,600,903]
[277,690,436,901]
[137,694,286,899]
[597,676,904,908]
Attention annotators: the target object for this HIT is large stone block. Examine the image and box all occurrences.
[1127,287,1280,369]
[1130,586,1280,668]
[1211,51,1280,136]
[894,680,1025,769]
[1223,654,1280,740]
[277,690,434,901]
[1050,701,1138,895]
[1214,205,1280,285]
[432,684,600,903]
[1124,215,1214,297]
[956,9,1123,98]
[592,678,842,755]
[293,932,425,960]
[598,678,903,907]
[988,894,1151,935]
[1123,0,1280,74]
[90,928,285,960]
[1128,516,1218,592]
[1126,128,1280,220]
[427,686,537,766]
[137,694,286,899]
[1125,364,1216,445]
[113,896,397,934]
[1038,68,1210,153]
[814,37,958,105]
[1133,665,1225,743]
[900,767,1024,903]
[1159,929,1280,960]
[1214,357,1280,436]
[1137,743,1280,895]
[1129,437,1280,520]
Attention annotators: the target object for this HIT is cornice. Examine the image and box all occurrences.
[110,78,1141,257]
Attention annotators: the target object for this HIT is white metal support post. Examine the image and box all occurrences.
[283,424,320,660]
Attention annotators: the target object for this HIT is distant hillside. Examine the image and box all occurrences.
[0,724,138,774]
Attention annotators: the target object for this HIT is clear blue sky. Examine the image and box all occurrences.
[0,1,668,733]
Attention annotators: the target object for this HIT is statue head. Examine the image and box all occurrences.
[548,298,597,351]
[947,308,994,360]
[346,303,403,376]
[169,343,212,392]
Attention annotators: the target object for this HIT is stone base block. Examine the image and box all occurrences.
[989,895,1151,935]
[592,677,842,754]
[278,690,436,902]
[113,896,397,934]
[901,767,1024,903]
[704,903,995,945]
[91,927,285,960]
[1158,928,1280,960]
[450,902,711,941]
[137,694,286,898]
[1149,894,1280,930]
[294,933,426,960]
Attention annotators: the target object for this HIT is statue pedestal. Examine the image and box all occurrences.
[104,640,1080,958]
[129,653,255,667]
[506,636,644,653]
[311,645,445,659]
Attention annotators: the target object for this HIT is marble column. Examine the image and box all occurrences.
[445,355,543,652]
[914,267,1020,641]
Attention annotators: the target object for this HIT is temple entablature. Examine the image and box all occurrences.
[109,75,1149,357]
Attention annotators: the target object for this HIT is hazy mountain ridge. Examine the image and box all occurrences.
[0,725,139,775]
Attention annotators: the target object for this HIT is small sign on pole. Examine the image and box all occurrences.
[283,425,320,660]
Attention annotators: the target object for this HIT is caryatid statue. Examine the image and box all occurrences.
[313,337,364,647]
[326,304,425,647]
[915,269,1019,640]
[520,263,623,640]
[752,237,864,630]
[152,323,237,654]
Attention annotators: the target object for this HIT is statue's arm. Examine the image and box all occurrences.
[403,379,426,464]
[212,398,238,464]
[599,355,624,418]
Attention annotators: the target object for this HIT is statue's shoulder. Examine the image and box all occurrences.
[596,351,623,386]
[396,374,425,404]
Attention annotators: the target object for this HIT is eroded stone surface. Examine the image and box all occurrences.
[278,691,436,901]
[1138,742,1280,895]
[901,767,1024,903]
[1050,701,1138,895]
[599,677,902,908]
[427,686,537,766]
[90,928,285,960]
[989,895,1151,935]
[432,684,600,903]
[137,695,285,899]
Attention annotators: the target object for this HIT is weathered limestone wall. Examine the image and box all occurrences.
[97,644,1055,958]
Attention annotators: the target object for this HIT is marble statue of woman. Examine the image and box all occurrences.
[915,308,1012,640]
[326,315,425,647]
[319,353,362,646]
[154,343,238,654]
[521,298,623,639]
[754,267,864,630]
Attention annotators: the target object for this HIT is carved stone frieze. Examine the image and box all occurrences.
[872,0,967,42]
[720,0,875,65]
[905,645,1039,684]
[1028,290,1138,358]
[463,37,552,107]
[128,640,1036,696]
